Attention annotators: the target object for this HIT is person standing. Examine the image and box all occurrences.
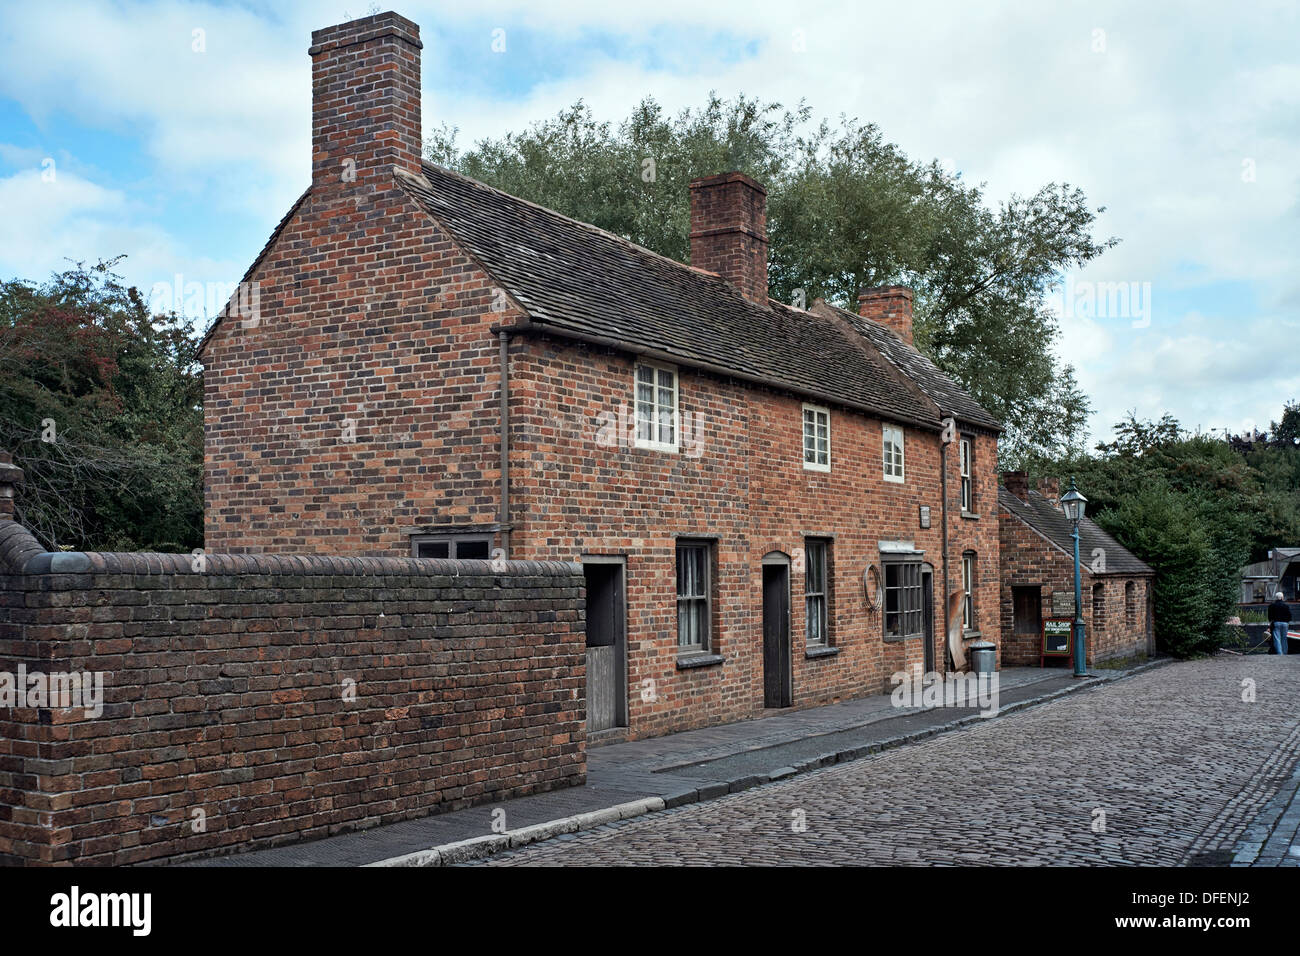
[1268,592,1292,655]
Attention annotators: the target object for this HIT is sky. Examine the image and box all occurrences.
[0,0,1296,446]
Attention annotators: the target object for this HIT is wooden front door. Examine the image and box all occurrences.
[762,562,791,708]
[584,560,626,731]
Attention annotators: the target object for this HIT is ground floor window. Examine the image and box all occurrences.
[884,559,923,639]
[676,540,712,653]
[411,534,493,559]
[805,538,831,646]
[961,551,977,630]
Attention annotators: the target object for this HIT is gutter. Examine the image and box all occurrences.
[498,329,512,556]
[940,427,952,673]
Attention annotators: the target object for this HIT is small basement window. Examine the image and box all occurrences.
[411,534,494,559]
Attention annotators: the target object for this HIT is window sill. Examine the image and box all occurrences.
[633,440,680,454]
[676,653,725,670]
[962,630,983,640]
[805,645,840,659]
[961,511,980,520]
[883,633,923,644]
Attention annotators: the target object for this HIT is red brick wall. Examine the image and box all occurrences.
[0,520,585,866]
[506,333,999,739]
[998,504,1153,665]
[202,180,523,553]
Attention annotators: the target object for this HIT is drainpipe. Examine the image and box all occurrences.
[498,329,511,557]
[939,424,952,674]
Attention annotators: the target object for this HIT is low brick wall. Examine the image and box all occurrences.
[0,518,586,865]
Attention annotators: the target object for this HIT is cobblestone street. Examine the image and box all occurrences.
[484,657,1300,866]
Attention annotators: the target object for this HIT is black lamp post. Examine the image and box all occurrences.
[1060,477,1089,678]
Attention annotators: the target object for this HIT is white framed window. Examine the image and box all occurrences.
[883,425,905,482]
[634,362,678,451]
[960,436,973,512]
[802,404,830,472]
[962,551,976,630]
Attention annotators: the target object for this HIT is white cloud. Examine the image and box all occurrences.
[0,166,244,320]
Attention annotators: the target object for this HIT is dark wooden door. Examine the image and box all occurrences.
[763,563,791,708]
[584,562,626,731]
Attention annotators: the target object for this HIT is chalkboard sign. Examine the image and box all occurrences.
[1041,618,1073,659]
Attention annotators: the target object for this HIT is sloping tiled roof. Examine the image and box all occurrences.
[999,486,1153,575]
[826,304,1002,432]
[396,163,943,430]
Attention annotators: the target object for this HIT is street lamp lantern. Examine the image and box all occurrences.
[1061,476,1089,678]
[1060,482,1087,523]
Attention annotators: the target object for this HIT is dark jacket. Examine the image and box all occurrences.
[1268,599,1292,624]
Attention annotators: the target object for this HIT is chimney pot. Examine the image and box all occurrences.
[689,172,769,305]
[1002,470,1029,502]
[310,11,423,189]
[858,286,914,345]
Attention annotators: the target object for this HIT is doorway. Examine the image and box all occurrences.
[762,557,792,708]
[922,567,935,672]
[583,559,626,732]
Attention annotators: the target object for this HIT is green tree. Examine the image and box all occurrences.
[0,259,203,552]
[427,94,1115,460]
[1032,408,1300,656]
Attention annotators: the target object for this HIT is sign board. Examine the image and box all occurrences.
[1051,590,1075,617]
[1041,618,1073,662]
[918,506,931,529]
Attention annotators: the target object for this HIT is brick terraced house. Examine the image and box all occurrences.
[199,11,1003,741]
[999,472,1155,667]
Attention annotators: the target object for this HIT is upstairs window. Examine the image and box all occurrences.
[635,362,678,451]
[883,425,905,483]
[802,404,831,472]
[959,436,974,512]
[805,538,831,646]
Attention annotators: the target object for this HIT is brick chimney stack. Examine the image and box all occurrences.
[310,12,423,190]
[689,172,769,305]
[0,450,24,519]
[1037,477,1061,507]
[858,286,914,345]
[1003,470,1030,502]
